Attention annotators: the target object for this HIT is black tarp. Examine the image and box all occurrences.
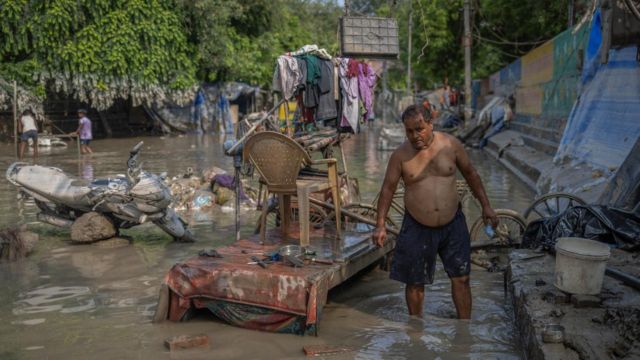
[522,205,640,252]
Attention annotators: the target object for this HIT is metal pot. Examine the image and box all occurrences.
[278,245,302,257]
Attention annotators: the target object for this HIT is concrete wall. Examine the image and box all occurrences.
[473,24,590,132]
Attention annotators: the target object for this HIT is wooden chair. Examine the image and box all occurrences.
[243,131,341,246]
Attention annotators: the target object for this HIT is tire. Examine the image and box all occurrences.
[469,209,527,247]
[523,192,586,221]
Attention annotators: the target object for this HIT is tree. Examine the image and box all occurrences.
[365,0,568,89]
[1,0,197,110]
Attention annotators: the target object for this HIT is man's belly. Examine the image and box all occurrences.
[404,177,459,227]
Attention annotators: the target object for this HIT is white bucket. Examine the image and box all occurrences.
[554,237,611,295]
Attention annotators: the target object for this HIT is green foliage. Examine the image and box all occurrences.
[1,0,342,108]
[179,0,341,85]
[366,0,568,90]
[1,0,197,108]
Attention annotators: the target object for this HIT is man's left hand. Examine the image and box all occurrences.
[482,206,498,228]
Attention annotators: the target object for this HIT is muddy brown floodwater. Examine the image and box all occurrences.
[0,129,534,359]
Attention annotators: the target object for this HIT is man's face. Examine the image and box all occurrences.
[404,115,433,150]
[78,112,85,118]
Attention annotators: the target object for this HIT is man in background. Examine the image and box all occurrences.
[18,109,38,161]
[72,109,93,154]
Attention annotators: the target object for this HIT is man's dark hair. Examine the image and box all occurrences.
[401,104,431,123]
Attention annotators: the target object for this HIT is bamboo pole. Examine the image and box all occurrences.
[309,198,399,236]
[225,97,286,155]
[13,81,18,158]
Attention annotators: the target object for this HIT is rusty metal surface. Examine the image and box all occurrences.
[163,225,394,328]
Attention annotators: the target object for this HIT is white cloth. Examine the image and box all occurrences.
[272,56,303,100]
[20,115,37,132]
[286,44,332,60]
[338,58,359,132]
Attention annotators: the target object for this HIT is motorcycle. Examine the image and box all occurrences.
[6,141,195,242]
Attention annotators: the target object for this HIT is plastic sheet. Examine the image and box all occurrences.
[522,205,640,252]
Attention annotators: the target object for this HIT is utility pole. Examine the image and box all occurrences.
[407,1,413,95]
[463,0,472,123]
[345,0,350,16]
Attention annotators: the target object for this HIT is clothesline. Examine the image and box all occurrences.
[272,45,378,135]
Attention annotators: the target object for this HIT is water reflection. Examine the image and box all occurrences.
[80,157,94,180]
[13,286,94,315]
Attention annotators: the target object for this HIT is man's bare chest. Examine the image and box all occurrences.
[402,149,456,184]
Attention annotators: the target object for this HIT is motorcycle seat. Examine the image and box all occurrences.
[16,165,92,205]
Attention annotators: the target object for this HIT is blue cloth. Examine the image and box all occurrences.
[217,95,234,134]
[555,45,640,170]
[390,207,471,285]
[581,9,602,85]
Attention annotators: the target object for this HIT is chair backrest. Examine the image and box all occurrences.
[243,131,312,191]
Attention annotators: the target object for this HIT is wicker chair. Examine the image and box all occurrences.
[243,131,341,245]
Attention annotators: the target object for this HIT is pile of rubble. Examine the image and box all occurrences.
[168,166,258,212]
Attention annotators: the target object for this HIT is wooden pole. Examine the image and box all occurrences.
[13,81,18,158]
[463,0,473,123]
[407,2,413,95]
[309,198,399,236]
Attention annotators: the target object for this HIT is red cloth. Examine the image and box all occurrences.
[163,239,331,326]
[347,59,360,78]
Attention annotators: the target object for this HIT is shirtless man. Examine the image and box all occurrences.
[373,105,498,319]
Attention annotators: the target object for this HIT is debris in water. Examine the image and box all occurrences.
[303,344,353,356]
[0,225,39,261]
[164,334,209,351]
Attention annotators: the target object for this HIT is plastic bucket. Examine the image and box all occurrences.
[554,237,611,295]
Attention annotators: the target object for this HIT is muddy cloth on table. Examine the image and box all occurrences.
[522,205,640,252]
[162,239,333,334]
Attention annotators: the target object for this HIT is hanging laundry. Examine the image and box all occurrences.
[316,59,337,122]
[347,59,360,78]
[297,54,321,108]
[338,58,359,132]
[272,56,303,100]
[286,44,333,60]
[358,62,377,125]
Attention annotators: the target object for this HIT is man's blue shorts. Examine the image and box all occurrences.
[80,139,91,145]
[20,130,38,141]
[390,206,471,285]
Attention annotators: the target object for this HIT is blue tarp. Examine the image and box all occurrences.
[554,46,640,170]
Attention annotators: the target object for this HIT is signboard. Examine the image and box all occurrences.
[340,17,399,59]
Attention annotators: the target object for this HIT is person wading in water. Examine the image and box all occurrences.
[373,104,498,319]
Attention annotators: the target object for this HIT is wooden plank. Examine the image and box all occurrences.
[303,344,353,356]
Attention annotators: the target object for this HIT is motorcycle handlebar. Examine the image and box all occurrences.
[130,141,144,155]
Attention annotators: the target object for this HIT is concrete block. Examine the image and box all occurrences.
[164,334,209,351]
[543,290,570,305]
[571,295,601,308]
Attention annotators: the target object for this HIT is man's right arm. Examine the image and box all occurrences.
[373,150,402,246]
